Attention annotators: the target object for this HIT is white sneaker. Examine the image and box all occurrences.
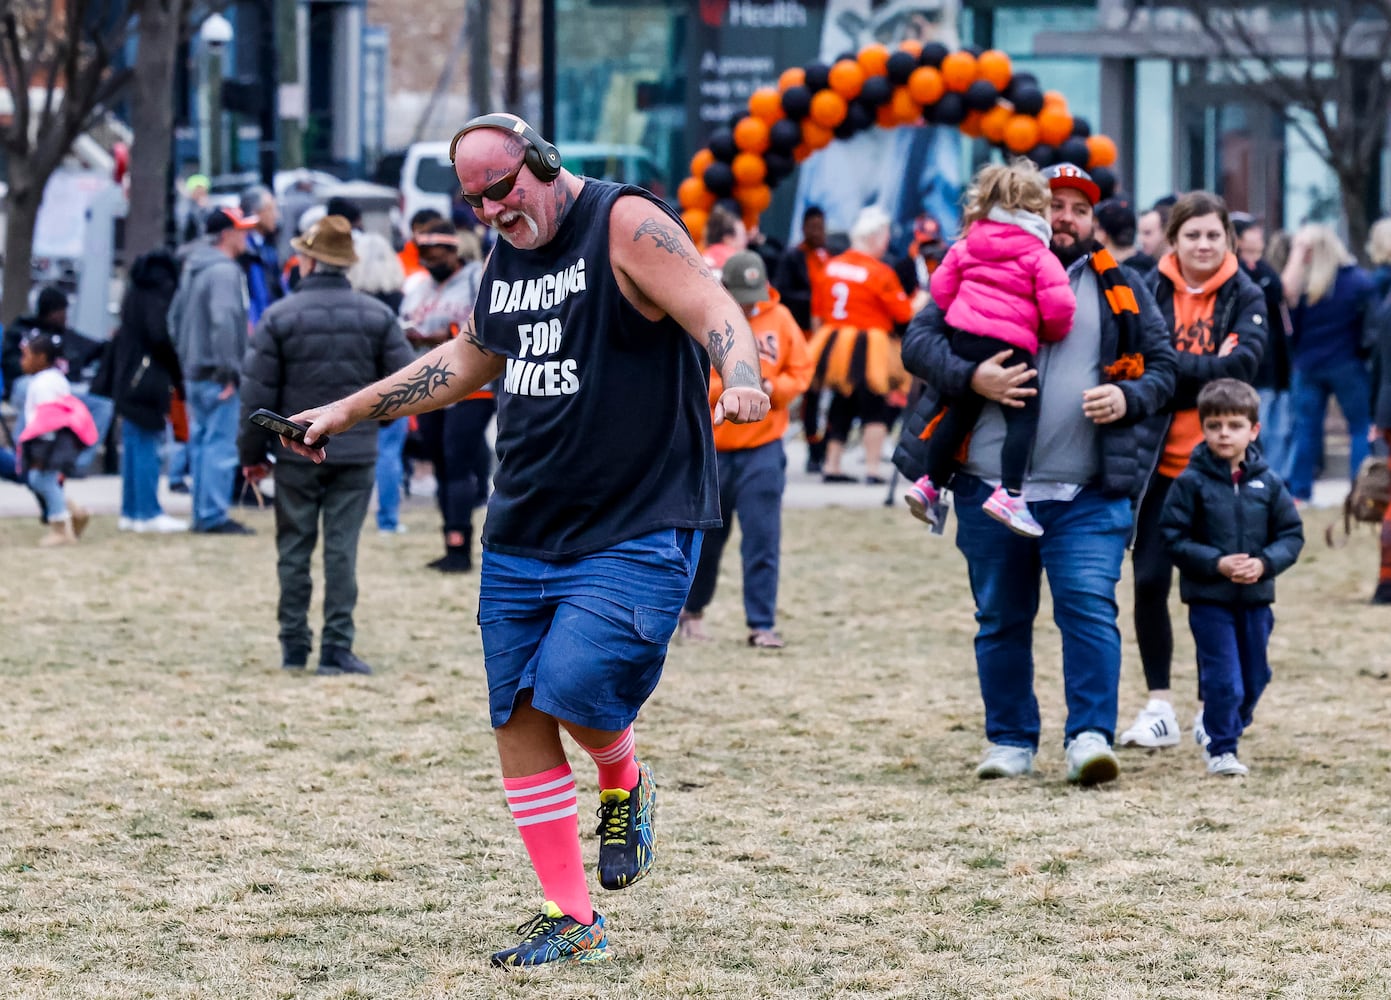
[118,517,136,532]
[143,514,189,533]
[1206,752,1248,777]
[1066,731,1120,786]
[975,744,1034,779]
[1118,699,1181,748]
[1193,710,1211,751]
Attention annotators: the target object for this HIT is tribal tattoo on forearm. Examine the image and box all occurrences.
[634,217,722,284]
[706,319,734,370]
[367,360,455,419]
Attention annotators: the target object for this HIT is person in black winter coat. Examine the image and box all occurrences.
[238,215,415,676]
[1159,379,1302,777]
[107,249,187,531]
[1232,213,1293,474]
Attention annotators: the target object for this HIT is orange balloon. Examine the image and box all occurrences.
[779,66,806,92]
[980,104,1013,143]
[809,89,848,128]
[734,116,771,154]
[1037,107,1074,146]
[743,210,761,232]
[678,176,715,211]
[828,59,865,100]
[682,209,709,241]
[891,85,922,125]
[1043,90,1068,110]
[976,50,1013,91]
[801,119,835,150]
[857,43,891,78]
[1003,114,1040,153]
[793,142,813,162]
[907,66,944,106]
[876,104,899,129]
[1087,134,1118,169]
[690,148,715,179]
[960,110,984,138]
[748,87,785,125]
[735,183,772,215]
[897,39,923,59]
[940,50,977,92]
[732,152,768,186]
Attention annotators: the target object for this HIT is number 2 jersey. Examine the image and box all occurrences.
[811,248,915,332]
[473,180,720,559]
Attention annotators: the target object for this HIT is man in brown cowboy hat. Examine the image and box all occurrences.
[238,214,416,675]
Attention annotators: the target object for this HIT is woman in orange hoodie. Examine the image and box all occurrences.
[678,250,814,648]
[1118,191,1269,752]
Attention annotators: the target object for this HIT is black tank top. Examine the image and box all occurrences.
[475,180,719,558]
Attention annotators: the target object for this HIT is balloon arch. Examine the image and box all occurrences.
[677,40,1120,239]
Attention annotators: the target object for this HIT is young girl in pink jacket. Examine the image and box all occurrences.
[905,159,1076,537]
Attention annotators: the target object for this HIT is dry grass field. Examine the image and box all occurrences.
[3,496,1391,999]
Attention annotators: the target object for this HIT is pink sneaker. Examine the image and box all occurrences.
[905,475,948,530]
[982,485,1044,537]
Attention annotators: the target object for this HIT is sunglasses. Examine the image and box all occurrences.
[460,160,525,208]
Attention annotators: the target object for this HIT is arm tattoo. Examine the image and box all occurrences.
[461,317,491,355]
[705,320,734,370]
[367,360,455,419]
[728,360,761,388]
[634,217,721,284]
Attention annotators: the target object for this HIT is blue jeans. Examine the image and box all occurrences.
[73,393,113,476]
[27,468,66,521]
[953,474,1132,749]
[1287,361,1371,500]
[1256,388,1292,480]
[375,418,408,531]
[1188,603,1274,758]
[684,440,786,630]
[166,425,188,486]
[186,380,241,530]
[478,528,702,731]
[120,420,165,521]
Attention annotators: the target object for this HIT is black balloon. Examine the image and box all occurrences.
[703,162,735,198]
[964,44,984,57]
[964,80,999,112]
[708,129,737,163]
[929,91,966,125]
[860,75,893,107]
[1026,144,1057,168]
[919,42,949,68]
[769,118,802,152]
[1011,86,1044,116]
[1070,116,1092,138]
[1091,166,1118,200]
[1057,137,1091,168]
[781,85,812,122]
[765,151,796,182]
[1005,73,1039,101]
[887,51,918,85]
[834,100,874,140]
[804,62,831,92]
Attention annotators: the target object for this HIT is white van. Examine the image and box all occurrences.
[398,141,664,235]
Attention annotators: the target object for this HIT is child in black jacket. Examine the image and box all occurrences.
[1159,378,1304,777]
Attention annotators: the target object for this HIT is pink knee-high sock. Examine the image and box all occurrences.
[576,726,639,792]
[503,763,593,923]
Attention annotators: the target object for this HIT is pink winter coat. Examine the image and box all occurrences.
[929,209,1076,355]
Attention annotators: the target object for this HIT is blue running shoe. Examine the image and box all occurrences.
[596,760,655,890]
[488,901,611,968]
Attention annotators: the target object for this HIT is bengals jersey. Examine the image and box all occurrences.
[812,248,915,331]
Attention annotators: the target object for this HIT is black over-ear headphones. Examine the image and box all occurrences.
[448,114,563,182]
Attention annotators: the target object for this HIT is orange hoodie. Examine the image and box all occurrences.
[1157,251,1241,478]
[708,299,814,452]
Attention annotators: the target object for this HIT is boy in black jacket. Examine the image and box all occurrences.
[1159,379,1303,776]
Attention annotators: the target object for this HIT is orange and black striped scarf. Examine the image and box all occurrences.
[1091,245,1146,382]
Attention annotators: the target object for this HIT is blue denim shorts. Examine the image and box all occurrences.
[478,528,702,730]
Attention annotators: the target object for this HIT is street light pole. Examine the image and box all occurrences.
[258,0,278,188]
[199,13,234,176]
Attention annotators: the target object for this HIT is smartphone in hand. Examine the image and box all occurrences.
[248,408,328,447]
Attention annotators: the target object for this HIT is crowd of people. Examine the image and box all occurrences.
[4,114,1391,968]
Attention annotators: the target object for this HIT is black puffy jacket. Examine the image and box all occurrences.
[895,250,1177,500]
[1159,442,1303,605]
[238,271,415,466]
[106,249,183,431]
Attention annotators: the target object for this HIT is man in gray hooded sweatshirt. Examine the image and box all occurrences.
[169,206,258,534]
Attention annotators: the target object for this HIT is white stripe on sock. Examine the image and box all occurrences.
[503,774,575,801]
[507,789,577,813]
[512,803,579,827]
